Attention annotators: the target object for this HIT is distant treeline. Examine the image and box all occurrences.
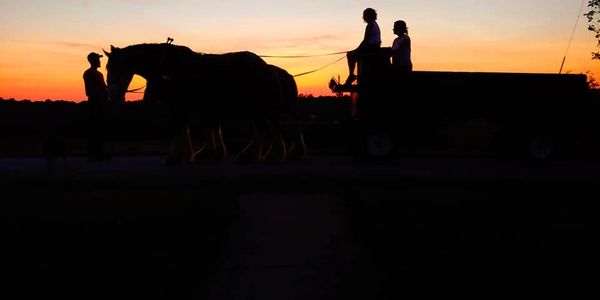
[0,95,353,140]
[0,95,348,103]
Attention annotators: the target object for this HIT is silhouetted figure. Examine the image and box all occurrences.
[391,20,412,75]
[345,8,381,85]
[83,52,111,162]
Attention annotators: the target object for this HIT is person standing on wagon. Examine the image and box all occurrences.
[391,20,413,75]
[344,7,382,86]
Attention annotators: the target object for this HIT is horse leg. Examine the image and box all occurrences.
[165,103,194,165]
[262,119,288,164]
[215,123,227,160]
[166,127,194,165]
[287,124,307,160]
[236,121,264,164]
[195,121,227,161]
[194,122,212,161]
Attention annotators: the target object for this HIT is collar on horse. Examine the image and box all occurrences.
[159,37,174,80]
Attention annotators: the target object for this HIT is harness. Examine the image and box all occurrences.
[140,38,175,103]
[159,37,174,80]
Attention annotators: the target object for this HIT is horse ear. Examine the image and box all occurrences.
[111,45,116,51]
[103,49,111,57]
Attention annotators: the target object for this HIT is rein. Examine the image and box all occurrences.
[126,85,146,93]
[292,55,346,77]
[259,50,350,78]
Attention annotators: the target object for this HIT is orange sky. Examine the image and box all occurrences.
[1,1,599,101]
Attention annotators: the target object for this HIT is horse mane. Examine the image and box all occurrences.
[119,43,263,69]
[122,43,200,59]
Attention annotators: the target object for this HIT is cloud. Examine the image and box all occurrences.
[52,41,103,50]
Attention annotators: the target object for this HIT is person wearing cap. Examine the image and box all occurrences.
[83,52,111,161]
[391,20,412,75]
[344,8,382,86]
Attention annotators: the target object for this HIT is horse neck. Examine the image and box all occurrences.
[125,44,172,80]
[124,44,200,82]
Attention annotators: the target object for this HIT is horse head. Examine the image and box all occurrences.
[104,45,134,103]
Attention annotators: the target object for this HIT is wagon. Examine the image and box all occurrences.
[330,48,598,162]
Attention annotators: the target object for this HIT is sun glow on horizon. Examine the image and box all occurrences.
[1,1,599,101]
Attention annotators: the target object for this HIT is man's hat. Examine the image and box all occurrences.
[87,52,103,62]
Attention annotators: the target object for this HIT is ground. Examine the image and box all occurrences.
[1,155,598,299]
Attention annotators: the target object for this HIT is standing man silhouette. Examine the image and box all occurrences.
[83,52,111,161]
[345,8,382,85]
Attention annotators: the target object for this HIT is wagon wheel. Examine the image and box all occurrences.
[365,129,396,161]
[526,133,555,162]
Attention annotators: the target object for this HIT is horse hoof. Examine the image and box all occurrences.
[164,154,195,166]
[265,158,285,165]
[288,150,306,160]
[287,141,307,160]
[235,151,262,164]
[194,150,227,161]
[194,149,212,161]
[235,155,257,164]
[263,154,287,164]
[164,159,182,166]
[214,150,227,161]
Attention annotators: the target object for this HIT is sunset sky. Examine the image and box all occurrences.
[1,0,598,101]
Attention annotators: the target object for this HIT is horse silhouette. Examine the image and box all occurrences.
[104,43,306,164]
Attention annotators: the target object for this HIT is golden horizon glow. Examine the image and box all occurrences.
[1,1,599,101]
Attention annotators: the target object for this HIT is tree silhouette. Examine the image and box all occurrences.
[585,0,600,59]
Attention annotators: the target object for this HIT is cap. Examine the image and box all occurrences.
[87,52,103,62]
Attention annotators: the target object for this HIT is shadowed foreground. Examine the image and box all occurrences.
[1,156,597,299]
